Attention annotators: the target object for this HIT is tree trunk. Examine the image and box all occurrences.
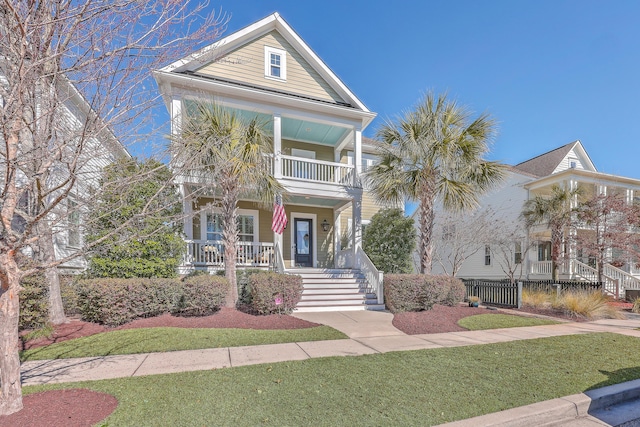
[222,181,239,308]
[419,184,436,274]
[35,223,66,324]
[0,254,23,415]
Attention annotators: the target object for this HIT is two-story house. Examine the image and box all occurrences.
[430,140,640,299]
[154,13,393,310]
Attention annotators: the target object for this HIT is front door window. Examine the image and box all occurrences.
[294,218,313,267]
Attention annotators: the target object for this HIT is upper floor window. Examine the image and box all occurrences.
[264,46,287,81]
[68,194,81,248]
[514,241,522,264]
[484,245,491,266]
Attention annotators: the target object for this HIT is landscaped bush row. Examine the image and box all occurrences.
[384,274,465,313]
[19,272,49,330]
[248,272,303,315]
[74,276,229,326]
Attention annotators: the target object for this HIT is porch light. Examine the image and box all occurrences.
[321,219,330,232]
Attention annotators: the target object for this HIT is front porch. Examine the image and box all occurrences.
[529,259,640,299]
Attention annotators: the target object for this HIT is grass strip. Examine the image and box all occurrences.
[458,313,559,330]
[25,333,640,426]
[21,326,346,361]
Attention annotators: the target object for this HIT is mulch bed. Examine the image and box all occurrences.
[7,303,596,426]
[392,304,490,334]
[0,389,118,427]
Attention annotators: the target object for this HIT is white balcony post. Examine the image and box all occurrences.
[182,185,193,240]
[354,128,362,186]
[273,114,282,179]
[171,96,182,137]
[351,193,362,252]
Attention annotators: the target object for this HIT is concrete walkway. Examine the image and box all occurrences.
[20,312,640,426]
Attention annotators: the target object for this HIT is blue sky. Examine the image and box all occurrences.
[192,0,640,179]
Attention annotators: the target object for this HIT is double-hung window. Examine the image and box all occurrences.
[68,194,81,248]
[265,46,287,81]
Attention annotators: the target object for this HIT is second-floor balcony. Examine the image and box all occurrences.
[278,155,357,186]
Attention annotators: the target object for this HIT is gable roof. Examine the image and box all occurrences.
[512,140,596,177]
[159,12,370,114]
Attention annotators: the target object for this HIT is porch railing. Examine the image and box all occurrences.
[355,246,384,305]
[185,240,274,267]
[603,263,640,293]
[280,155,356,186]
[530,260,553,275]
[335,248,353,268]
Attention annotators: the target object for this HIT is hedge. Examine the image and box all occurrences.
[74,276,230,326]
[384,274,465,313]
[19,272,49,330]
[249,272,303,315]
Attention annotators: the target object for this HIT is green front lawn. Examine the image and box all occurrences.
[26,333,640,426]
[458,314,559,330]
[21,326,346,361]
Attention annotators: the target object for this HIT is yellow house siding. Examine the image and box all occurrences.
[196,31,344,104]
[283,139,333,162]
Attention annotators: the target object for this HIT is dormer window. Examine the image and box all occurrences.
[265,46,286,81]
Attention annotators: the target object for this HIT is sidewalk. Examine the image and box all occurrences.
[20,312,640,425]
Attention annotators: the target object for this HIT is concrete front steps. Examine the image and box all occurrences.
[290,268,385,312]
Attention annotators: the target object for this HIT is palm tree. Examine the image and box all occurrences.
[174,101,283,306]
[367,92,505,274]
[521,185,582,281]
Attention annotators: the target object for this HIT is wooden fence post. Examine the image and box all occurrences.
[517,281,522,309]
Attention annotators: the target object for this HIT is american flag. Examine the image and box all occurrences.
[271,194,287,234]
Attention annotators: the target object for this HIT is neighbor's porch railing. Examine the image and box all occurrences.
[530,260,553,275]
[185,240,274,267]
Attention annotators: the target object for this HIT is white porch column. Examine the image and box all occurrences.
[334,210,341,252]
[354,128,362,186]
[171,96,182,137]
[273,114,282,179]
[351,192,362,252]
[182,185,193,240]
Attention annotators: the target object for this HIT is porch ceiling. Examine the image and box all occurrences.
[223,106,349,147]
[287,195,349,209]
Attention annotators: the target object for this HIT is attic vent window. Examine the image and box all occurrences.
[265,46,286,81]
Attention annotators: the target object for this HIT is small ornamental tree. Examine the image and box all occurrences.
[85,158,185,278]
[363,208,416,273]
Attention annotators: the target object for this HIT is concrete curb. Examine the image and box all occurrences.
[437,379,640,427]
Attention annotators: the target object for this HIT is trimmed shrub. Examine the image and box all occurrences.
[173,275,228,317]
[236,269,264,305]
[436,276,466,306]
[60,275,80,317]
[75,276,230,326]
[384,274,465,313]
[19,272,49,330]
[249,272,303,315]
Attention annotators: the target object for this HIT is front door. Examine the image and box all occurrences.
[294,218,313,267]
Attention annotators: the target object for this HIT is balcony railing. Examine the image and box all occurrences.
[280,155,357,186]
[185,240,274,267]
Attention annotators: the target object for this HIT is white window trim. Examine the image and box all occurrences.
[290,212,317,268]
[264,46,287,81]
[200,208,259,243]
[67,194,81,249]
[291,148,316,159]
